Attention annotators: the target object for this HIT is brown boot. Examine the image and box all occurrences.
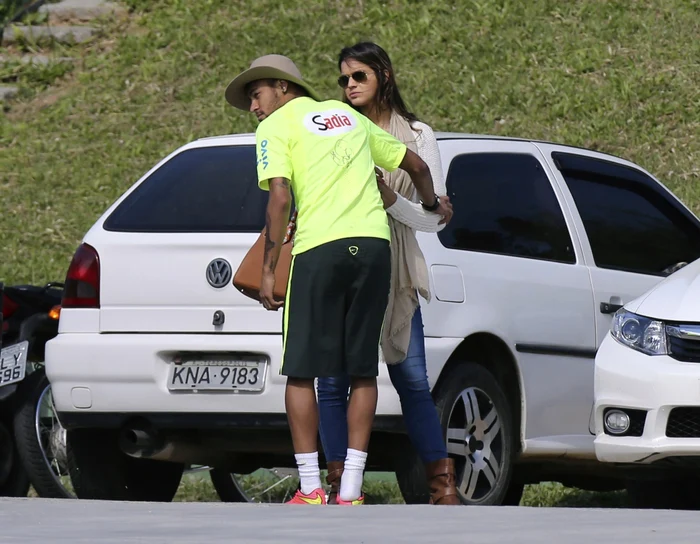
[326,461,344,505]
[425,458,462,505]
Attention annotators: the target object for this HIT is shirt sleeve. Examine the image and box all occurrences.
[255,118,292,191]
[364,118,407,172]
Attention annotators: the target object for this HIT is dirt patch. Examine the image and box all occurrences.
[5,80,74,121]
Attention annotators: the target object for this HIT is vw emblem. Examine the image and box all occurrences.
[206,258,232,288]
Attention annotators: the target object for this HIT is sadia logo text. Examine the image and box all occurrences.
[303,109,357,136]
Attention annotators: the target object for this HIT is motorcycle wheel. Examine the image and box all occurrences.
[0,419,31,497]
[13,367,75,498]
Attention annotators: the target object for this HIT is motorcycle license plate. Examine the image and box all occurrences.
[0,341,28,387]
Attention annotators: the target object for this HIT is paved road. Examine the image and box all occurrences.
[0,498,695,543]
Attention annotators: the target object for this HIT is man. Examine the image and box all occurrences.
[225,54,451,505]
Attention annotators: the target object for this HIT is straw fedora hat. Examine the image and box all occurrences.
[225,54,322,110]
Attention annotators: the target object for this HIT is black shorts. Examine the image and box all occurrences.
[281,237,391,379]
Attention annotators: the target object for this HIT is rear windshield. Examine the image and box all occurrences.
[103,145,267,232]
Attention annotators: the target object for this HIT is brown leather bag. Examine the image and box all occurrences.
[232,212,296,302]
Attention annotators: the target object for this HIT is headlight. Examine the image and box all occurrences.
[611,310,667,355]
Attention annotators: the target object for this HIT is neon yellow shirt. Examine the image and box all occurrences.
[255,97,407,255]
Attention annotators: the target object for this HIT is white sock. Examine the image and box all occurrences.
[339,448,367,501]
[295,452,322,495]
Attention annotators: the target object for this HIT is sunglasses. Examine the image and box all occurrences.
[337,70,369,88]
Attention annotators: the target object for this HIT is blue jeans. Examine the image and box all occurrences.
[317,307,448,464]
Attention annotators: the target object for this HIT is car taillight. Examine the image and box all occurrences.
[1,294,18,318]
[62,243,101,308]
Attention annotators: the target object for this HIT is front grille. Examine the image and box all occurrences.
[668,336,700,363]
[627,411,647,437]
[666,407,700,438]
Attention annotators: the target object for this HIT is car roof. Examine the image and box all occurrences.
[195,131,622,158]
[434,132,635,160]
[197,131,547,144]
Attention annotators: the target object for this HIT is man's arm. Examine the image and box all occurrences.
[260,177,292,311]
[263,178,292,273]
[397,148,436,206]
[365,117,434,204]
[365,117,452,222]
[397,149,453,224]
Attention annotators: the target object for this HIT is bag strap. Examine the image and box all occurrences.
[283,209,298,244]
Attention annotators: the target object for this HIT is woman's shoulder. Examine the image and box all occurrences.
[409,120,437,148]
[410,119,433,131]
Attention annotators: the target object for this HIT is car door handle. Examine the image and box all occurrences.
[600,302,623,315]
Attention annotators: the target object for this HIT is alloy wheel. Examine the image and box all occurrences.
[446,386,503,503]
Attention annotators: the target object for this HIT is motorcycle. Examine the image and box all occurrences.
[0,283,29,496]
[0,281,72,498]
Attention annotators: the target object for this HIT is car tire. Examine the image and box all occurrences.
[13,368,73,498]
[209,469,248,502]
[394,441,429,504]
[67,428,184,501]
[430,362,516,505]
[210,467,302,503]
[501,469,526,506]
[0,420,30,497]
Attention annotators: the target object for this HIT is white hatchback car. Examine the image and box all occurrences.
[46,132,700,505]
[594,257,700,508]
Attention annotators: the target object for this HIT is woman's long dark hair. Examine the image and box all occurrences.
[338,42,419,123]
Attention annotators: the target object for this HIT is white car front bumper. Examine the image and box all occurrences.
[594,332,700,464]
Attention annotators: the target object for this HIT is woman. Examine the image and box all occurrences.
[317,42,460,505]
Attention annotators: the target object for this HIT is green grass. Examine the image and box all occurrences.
[172,470,406,504]
[1,0,699,283]
[1,1,27,27]
[170,472,630,507]
[25,472,628,506]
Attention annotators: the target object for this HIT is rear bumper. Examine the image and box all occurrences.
[56,411,406,433]
[46,332,405,421]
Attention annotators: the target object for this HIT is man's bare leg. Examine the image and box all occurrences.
[285,377,322,495]
[346,377,378,451]
[338,376,378,501]
[286,377,319,451]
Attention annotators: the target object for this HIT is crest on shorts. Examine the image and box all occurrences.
[348,246,358,256]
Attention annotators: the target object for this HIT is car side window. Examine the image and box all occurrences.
[438,152,575,264]
[553,152,700,276]
[104,145,268,232]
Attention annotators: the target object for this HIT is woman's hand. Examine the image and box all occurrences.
[375,167,397,208]
[435,195,454,225]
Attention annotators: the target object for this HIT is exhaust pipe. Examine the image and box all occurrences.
[119,424,164,457]
[122,428,158,450]
[119,425,234,469]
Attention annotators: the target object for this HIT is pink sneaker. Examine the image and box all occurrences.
[336,495,365,505]
[286,488,327,505]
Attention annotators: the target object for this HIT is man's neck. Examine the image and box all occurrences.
[279,93,305,109]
